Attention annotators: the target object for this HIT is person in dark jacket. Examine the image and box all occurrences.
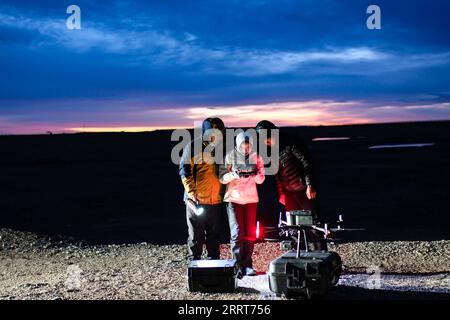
[179,118,226,260]
[255,120,326,250]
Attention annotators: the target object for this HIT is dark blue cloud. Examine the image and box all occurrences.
[0,0,450,132]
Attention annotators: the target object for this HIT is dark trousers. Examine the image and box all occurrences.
[284,188,314,212]
[227,202,258,270]
[284,189,327,251]
[186,203,222,260]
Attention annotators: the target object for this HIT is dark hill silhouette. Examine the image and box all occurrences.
[0,120,449,244]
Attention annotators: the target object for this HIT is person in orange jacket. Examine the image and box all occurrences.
[179,118,226,260]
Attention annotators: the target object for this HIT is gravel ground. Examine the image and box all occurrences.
[0,229,449,300]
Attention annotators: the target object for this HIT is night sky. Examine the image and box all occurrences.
[1,0,450,134]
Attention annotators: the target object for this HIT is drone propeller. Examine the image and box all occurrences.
[329,227,366,232]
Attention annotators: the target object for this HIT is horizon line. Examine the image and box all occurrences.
[1,119,450,136]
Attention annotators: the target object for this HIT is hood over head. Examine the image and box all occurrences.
[236,131,254,155]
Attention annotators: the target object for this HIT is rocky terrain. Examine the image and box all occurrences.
[1,229,449,300]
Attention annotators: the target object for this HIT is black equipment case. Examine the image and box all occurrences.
[187,259,238,293]
[268,251,342,299]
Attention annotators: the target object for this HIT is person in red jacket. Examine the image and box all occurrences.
[255,120,326,250]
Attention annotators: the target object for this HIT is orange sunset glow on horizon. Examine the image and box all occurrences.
[66,100,449,133]
[1,100,449,135]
